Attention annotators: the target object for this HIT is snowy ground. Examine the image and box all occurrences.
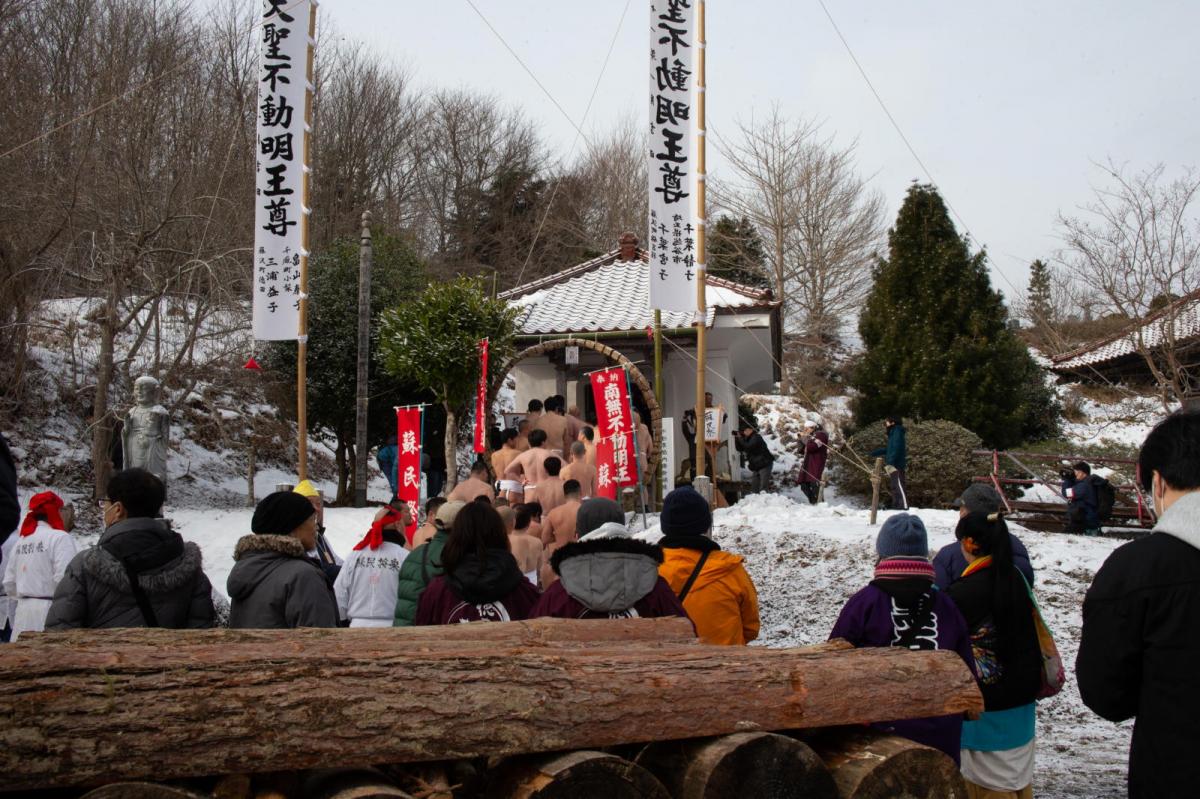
[41,483,1132,797]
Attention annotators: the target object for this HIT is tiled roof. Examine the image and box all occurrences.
[501,248,775,335]
[1052,290,1200,371]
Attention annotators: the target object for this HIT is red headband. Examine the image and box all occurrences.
[20,491,66,537]
[352,510,405,551]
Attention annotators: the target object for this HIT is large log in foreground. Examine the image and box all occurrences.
[486,751,669,799]
[0,625,980,791]
[24,615,700,650]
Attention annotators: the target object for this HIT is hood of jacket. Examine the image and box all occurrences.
[1154,491,1200,550]
[227,534,312,601]
[660,546,746,592]
[83,517,203,595]
[447,549,523,605]
[551,536,663,613]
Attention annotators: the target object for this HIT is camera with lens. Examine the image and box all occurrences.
[1058,468,1073,481]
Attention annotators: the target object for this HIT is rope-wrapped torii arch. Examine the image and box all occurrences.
[490,337,662,480]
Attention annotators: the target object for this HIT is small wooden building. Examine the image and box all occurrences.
[498,234,781,481]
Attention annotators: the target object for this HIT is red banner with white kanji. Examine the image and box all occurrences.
[590,367,639,487]
[474,338,489,453]
[594,436,619,500]
[396,407,423,539]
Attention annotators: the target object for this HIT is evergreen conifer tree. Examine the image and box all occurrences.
[1028,259,1054,328]
[852,184,1058,447]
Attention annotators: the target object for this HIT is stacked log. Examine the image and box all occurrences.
[1,620,980,794]
[809,729,968,799]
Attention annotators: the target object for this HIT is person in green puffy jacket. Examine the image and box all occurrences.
[393,500,463,626]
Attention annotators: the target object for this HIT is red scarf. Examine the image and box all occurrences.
[353,510,405,551]
[20,491,65,537]
[961,554,993,578]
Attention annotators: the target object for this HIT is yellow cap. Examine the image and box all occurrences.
[293,480,321,499]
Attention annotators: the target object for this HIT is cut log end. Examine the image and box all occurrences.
[487,751,669,799]
[811,730,968,799]
[636,732,838,799]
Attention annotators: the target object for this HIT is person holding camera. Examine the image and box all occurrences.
[1060,461,1100,536]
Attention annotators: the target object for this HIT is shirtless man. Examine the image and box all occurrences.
[504,429,554,503]
[561,441,597,498]
[491,430,521,497]
[541,479,582,550]
[514,419,532,452]
[534,396,570,457]
[517,502,544,545]
[524,399,543,430]
[507,505,544,586]
[579,425,597,468]
[411,497,446,549]
[536,457,567,515]
[561,397,584,446]
[447,461,496,504]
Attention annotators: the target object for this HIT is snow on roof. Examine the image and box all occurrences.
[1052,290,1200,372]
[500,247,775,335]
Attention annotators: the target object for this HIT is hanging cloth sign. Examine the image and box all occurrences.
[474,338,489,453]
[648,0,697,313]
[252,0,314,340]
[590,367,640,487]
[396,406,423,541]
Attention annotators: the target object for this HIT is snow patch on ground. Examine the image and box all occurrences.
[1060,389,1163,449]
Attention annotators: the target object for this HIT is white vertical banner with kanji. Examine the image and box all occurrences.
[396,407,423,539]
[252,0,314,340]
[648,0,696,313]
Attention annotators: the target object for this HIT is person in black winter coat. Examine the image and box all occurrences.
[1077,411,1200,799]
[733,424,774,494]
[46,469,214,629]
[1060,461,1101,535]
[227,492,339,629]
[0,433,18,543]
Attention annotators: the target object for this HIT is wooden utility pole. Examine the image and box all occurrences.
[354,211,373,507]
[692,0,709,484]
[295,2,317,481]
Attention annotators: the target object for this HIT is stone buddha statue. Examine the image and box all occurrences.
[122,375,169,485]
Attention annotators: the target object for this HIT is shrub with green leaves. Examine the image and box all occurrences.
[841,418,983,508]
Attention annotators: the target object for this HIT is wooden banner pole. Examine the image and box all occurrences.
[295,1,317,481]
[693,0,708,486]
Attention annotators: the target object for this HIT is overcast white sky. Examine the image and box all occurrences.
[297,1,1197,299]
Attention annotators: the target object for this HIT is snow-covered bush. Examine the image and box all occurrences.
[841,418,982,507]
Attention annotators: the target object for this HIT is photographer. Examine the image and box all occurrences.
[1060,461,1101,536]
[734,423,774,494]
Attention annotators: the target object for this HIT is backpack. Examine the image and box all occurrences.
[1090,475,1116,522]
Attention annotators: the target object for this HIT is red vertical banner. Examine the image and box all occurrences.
[590,367,639,487]
[594,436,618,500]
[396,407,423,541]
[474,338,489,454]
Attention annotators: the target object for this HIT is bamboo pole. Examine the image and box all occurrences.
[354,211,373,507]
[654,308,664,506]
[693,0,708,485]
[296,2,317,481]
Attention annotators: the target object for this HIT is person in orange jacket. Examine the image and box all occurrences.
[657,487,760,645]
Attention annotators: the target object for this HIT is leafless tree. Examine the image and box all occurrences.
[712,108,885,391]
[1057,161,1200,407]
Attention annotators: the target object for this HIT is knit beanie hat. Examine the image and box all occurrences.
[576,498,625,537]
[660,487,712,537]
[252,491,316,535]
[875,513,928,558]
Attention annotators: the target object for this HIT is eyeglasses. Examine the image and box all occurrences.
[96,498,113,510]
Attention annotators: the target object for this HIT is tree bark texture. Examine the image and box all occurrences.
[23,616,699,650]
[634,731,837,799]
[809,730,968,799]
[0,630,979,790]
[485,751,668,799]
